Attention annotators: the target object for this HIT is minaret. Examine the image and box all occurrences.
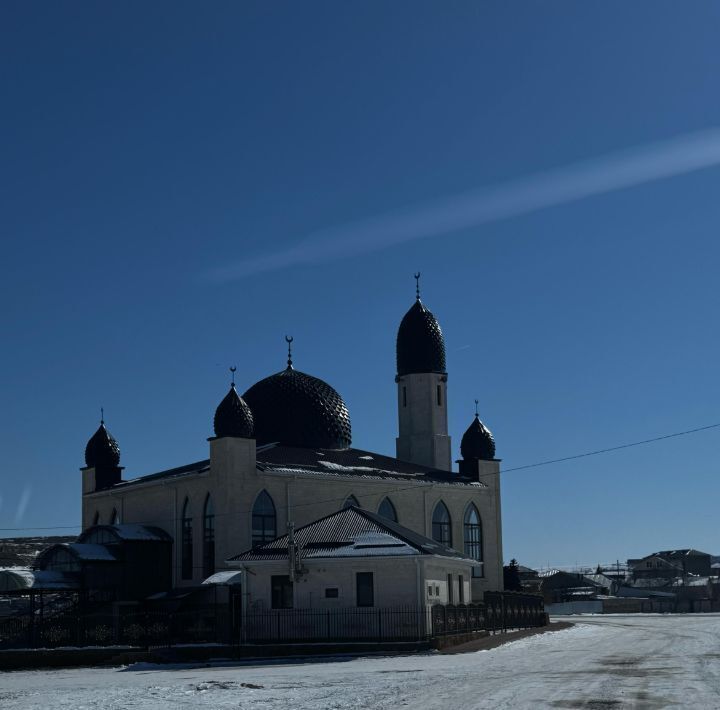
[395,274,451,470]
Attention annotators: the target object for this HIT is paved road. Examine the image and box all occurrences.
[2,615,720,709]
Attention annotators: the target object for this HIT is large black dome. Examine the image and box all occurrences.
[396,299,446,376]
[460,415,496,461]
[85,422,121,469]
[214,384,255,438]
[243,366,351,449]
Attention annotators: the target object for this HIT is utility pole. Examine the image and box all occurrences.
[288,522,296,582]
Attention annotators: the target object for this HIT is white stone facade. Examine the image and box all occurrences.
[82,436,503,601]
[233,556,474,610]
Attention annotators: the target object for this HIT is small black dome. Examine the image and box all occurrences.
[243,366,351,449]
[85,422,121,469]
[214,384,255,438]
[460,415,496,461]
[396,299,446,376]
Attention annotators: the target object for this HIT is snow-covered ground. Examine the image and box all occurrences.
[3,614,720,709]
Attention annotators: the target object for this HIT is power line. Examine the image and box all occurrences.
[502,421,720,473]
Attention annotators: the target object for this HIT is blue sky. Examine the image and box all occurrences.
[2,2,720,569]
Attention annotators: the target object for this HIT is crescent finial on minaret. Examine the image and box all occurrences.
[285,335,294,369]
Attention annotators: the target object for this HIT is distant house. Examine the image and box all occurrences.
[227,506,478,609]
[517,565,542,593]
[629,549,712,581]
[538,570,613,604]
[711,556,720,577]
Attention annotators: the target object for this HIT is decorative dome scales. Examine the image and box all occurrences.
[396,274,446,376]
[242,337,352,450]
[213,370,255,438]
[85,416,121,470]
[460,401,496,461]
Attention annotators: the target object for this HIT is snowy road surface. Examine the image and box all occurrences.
[2,614,720,709]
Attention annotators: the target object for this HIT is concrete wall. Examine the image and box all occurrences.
[83,438,503,598]
[239,556,473,609]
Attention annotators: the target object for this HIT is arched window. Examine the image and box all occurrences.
[110,508,120,525]
[252,490,276,546]
[432,501,452,546]
[343,495,360,509]
[464,504,483,577]
[181,497,193,580]
[377,497,397,522]
[203,494,215,578]
[92,511,100,526]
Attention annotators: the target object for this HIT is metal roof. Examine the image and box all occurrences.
[227,506,476,563]
[109,444,481,490]
[77,524,172,543]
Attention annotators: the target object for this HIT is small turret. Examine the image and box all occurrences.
[213,368,255,439]
[83,412,122,490]
[458,401,497,476]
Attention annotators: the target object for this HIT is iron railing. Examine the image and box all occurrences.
[0,593,545,650]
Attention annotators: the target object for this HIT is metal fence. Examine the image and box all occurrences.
[0,593,545,650]
[244,605,431,643]
[0,606,233,650]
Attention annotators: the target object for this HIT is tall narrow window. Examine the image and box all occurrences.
[447,573,454,603]
[437,385,442,406]
[203,494,215,578]
[356,572,374,607]
[377,497,397,522]
[432,501,452,546]
[271,575,293,609]
[181,497,193,580]
[92,511,100,526]
[252,490,276,546]
[458,574,465,603]
[464,504,483,578]
[110,508,119,525]
[343,495,360,509]
[403,387,407,407]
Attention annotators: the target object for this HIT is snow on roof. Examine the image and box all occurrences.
[202,571,244,585]
[228,507,475,564]
[106,524,171,541]
[113,523,168,540]
[0,568,78,591]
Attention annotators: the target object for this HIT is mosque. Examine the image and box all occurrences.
[80,279,504,601]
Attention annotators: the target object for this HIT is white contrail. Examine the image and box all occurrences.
[206,127,720,281]
[15,487,31,525]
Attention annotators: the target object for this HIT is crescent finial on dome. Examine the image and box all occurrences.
[285,335,294,370]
